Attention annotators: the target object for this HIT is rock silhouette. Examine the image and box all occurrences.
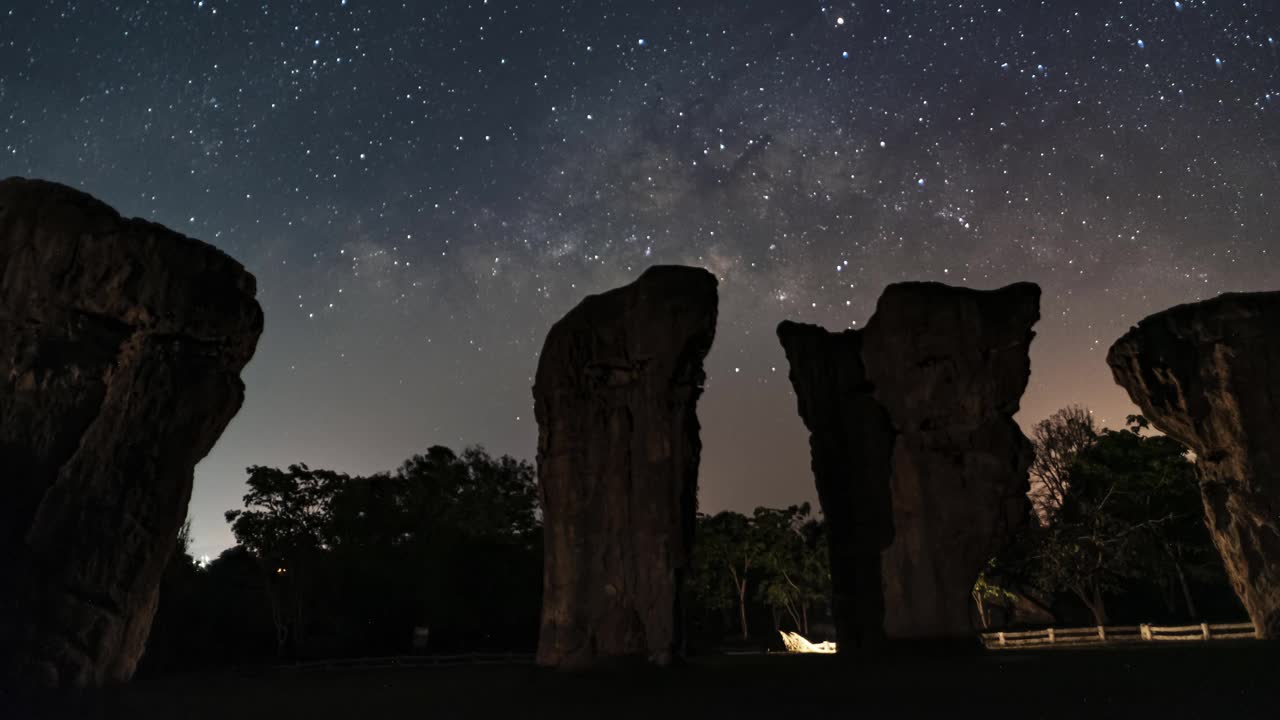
[0,178,263,688]
[775,322,895,652]
[1108,292,1280,639]
[779,282,1039,648]
[533,265,717,668]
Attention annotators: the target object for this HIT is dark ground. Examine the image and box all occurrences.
[7,643,1278,720]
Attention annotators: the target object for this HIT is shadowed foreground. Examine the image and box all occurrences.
[8,644,1277,719]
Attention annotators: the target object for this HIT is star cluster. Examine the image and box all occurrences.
[2,1,1276,557]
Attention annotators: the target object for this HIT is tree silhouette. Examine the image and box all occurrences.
[1028,405,1099,522]
[223,446,541,657]
[689,506,830,641]
[1023,415,1225,625]
[226,464,350,656]
[753,504,829,635]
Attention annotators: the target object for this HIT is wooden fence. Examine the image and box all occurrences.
[981,622,1257,650]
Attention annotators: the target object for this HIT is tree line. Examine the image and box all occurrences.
[687,505,831,645]
[979,408,1241,628]
[141,407,1243,672]
[144,446,542,669]
[141,448,833,672]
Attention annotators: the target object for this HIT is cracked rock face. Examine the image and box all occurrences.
[779,282,1039,647]
[1108,292,1280,638]
[533,266,717,668]
[0,178,263,688]
[775,322,895,651]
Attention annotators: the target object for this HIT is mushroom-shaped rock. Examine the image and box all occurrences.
[0,178,263,688]
[533,266,717,668]
[778,282,1039,648]
[1108,292,1280,638]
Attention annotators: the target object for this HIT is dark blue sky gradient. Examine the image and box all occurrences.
[2,1,1277,558]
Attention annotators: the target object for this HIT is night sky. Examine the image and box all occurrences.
[3,1,1277,559]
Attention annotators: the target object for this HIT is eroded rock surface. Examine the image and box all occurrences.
[779,282,1039,647]
[776,322,894,651]
[1108,292,1280,638]
[0,178,263,688]
[534,266,717,668]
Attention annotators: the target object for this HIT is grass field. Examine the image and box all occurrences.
[9,642,1278,720]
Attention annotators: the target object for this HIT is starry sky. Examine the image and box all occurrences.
[3,1,1277,559]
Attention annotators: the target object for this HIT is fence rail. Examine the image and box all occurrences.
[982,622,1256,650]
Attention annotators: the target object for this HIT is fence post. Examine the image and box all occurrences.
[998,631,1006,647]
[1141,624,1152,641]
[1047,627,1055,644]
[1098,625,1107,642]
[1202,622,1211,641]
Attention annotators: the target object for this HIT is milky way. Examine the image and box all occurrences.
[2,1,1277,558]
